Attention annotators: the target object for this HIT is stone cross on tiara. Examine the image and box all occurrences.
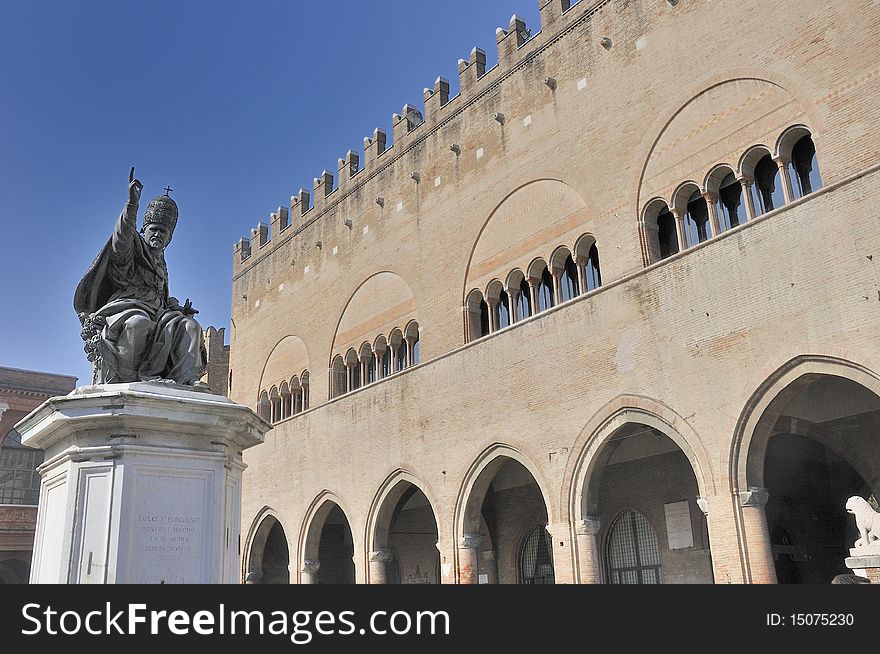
[163,186,174,196]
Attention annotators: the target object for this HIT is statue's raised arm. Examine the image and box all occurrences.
[74,169,209,389]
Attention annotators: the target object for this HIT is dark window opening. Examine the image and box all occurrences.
[561,255,579,301]
[585,244,601,291]
[755,154,784,214]
[538,268,555,312]
[791,135,821,198]
[479,299,490,337]
[685,190,711,246]
[657,208,678,259]
[496,291,511,329]
[517,279,532,320]
[718,173,745,231]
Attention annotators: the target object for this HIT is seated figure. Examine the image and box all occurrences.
[74,169,207,387]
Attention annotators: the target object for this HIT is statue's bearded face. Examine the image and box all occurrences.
[143,224,172,250]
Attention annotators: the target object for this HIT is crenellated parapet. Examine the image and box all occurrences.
[232,0,608,277]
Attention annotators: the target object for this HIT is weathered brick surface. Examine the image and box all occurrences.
[231,0,880,583]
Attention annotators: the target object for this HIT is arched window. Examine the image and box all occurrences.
[466,289,490,342]
[754,154,785,214]
[395,340,408,371]
[258,390,271,422]
[405,322,420,365]
[657,206,678,259]
[269,387,281,424]
[538,267,555,312]
[518,525,555,584]
[381,346,392,377]
[791,135,821,198]
[684,190,711,246]
[345,349,360,391]
[585,244,601,291]
[280,382,291,420]
[331,356,346,398]
[495,290,511,329]
[517,278,532,320]
[479,299,490,336]
[560,255,579,302]
[718,172,745,231]
[301,371,310,410]
[361,344,376,385]
[291,377,303,414]
[606,509,662,584]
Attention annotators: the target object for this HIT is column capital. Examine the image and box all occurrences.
[370,549,394,563]
[738,174,754,186]
[739,486,770,508]
[459,534,482,549]
[302,559,321,574]
[702,190,718,203]
[773,154,791,167]
[576,517,601,536]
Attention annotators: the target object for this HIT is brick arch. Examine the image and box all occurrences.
[562,395,715,524]
[730,354,880,493]
[297,491,357,584]
[242,506,289,584]
[363,469,442,582]
[453,444,557,554]
[256,335,310,397]
[329,271,417,368]
[633,71,822,266]
[461,178,591,310]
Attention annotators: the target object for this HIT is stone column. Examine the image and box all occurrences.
[575,517,602,584]
[301,559,321,585]
[528,279,540,313]
[575,255,587,294]
[369,549,394,584]
[774,156,794,204]
[703,191,721,236]
[458,534,482,584]
[487,299,498,332]
[671,207,687,251]
[739,177,757,220]
[551,269,562,303]
[739,487,777,584]
[507,288,519,324]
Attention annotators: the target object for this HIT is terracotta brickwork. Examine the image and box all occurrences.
[231,0,880,583]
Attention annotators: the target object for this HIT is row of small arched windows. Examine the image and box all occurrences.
[330,322,421,398]
[466,235,601,342]
[647,126,822,261]
[258,371,311,424]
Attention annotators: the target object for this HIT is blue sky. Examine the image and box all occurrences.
[0,0,541,384]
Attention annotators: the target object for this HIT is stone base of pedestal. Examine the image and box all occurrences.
[15,382,268,584]
[844,548,880,582]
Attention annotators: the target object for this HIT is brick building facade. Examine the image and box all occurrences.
[0,367,77,583]
[230,0,880,584]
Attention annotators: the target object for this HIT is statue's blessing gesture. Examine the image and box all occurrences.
[74,168,208,387]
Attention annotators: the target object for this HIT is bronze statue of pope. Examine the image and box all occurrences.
[74,168,207,387]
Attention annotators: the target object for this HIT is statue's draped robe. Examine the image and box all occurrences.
[74,205,205,384]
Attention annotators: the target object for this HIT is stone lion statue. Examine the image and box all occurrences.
[846,496,880,550]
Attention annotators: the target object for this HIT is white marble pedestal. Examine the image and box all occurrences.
[15,382,269,584]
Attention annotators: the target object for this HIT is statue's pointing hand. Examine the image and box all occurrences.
[128,166,143,206]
